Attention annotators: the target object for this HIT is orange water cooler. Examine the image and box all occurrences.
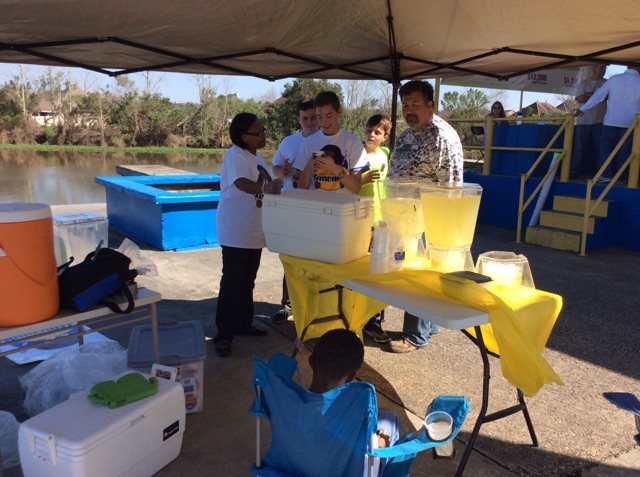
[0,203,59,326]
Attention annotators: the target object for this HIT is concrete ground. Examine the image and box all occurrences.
[2,203,639,476]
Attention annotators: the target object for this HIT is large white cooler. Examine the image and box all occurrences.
[53,212,109,266]
[262,189,373,264]
[18,373,185,477]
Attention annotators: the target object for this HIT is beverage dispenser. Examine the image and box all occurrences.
[419,183,482,272]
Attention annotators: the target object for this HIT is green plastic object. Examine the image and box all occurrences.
[88,372,159,408]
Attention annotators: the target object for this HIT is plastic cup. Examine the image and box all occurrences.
[424,411,453,442]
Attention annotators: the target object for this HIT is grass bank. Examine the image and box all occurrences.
[0,143,228,155]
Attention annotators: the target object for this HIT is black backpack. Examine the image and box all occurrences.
[58,247,138,313]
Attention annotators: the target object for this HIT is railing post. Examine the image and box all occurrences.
[560,116,575,182]
[482,117,494,175]
[628,115,640,189]
[516,174,526,243]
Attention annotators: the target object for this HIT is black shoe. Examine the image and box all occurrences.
[215,340,231,358]
[239,325,268,337]
[363,321,391,343]
[271,307,292,323]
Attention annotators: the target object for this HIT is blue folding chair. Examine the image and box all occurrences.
[250,353,470,477]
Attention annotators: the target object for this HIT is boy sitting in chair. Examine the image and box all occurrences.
[308,329,401,470]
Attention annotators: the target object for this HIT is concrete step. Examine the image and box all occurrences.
[553,195,609,217]
[539,210,595,234]
[526,225,581,252]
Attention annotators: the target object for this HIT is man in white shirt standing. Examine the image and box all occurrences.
[571,64,607,179]
[270,99,319,323]
[579,65,640,182]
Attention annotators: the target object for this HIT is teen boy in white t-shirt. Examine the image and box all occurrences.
[271,99,319,191]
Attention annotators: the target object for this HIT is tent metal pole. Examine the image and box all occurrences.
[390,82,399,149]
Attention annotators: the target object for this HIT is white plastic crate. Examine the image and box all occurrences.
[262,189,373,264]
[128,321,206,414]
[53,212,108,266]
[19,373,185,477]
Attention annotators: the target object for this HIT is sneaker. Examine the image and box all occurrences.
[271,307,292,323]
[387,339,420,353]
[363,321,391,343]
[215,340,231,358]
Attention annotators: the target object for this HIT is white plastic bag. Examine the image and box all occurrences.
[20,340,128,416]
[0,410,20,469]
[117,238,158,277]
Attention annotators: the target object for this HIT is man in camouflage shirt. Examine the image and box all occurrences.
[388,81,463,185]
[386,80,464,353]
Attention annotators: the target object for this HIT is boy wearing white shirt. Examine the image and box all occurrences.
[271,99,318,191]
[293,91,367,194]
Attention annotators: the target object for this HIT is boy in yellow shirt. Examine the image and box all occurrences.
[360,115,392,343]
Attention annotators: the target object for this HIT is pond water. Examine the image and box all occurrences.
[0,150,230,205]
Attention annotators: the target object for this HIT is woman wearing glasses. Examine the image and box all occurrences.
[214,112,282,358]
[482,101,508,145]
[487,101,507,120]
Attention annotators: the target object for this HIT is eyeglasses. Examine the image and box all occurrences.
[244,128,267,137]
[492,106,503,110]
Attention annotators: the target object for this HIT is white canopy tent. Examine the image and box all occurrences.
[2,0,639,139]
[441,67,589,111]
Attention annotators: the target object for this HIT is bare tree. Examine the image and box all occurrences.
[4,65,33,117]
[139,71,166,95]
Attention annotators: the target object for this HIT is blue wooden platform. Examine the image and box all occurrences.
[95,174,220,251]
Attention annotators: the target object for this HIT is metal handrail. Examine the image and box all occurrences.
[580,115,640,256]
[452,114,639,256]
[515,117,574,243]
[449,116,567,174]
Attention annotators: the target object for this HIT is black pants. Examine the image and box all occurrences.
[215,246,262,342]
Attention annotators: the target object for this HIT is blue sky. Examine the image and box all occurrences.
[1,64,625,113]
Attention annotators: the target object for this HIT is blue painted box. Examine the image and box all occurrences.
[95,175,220,251]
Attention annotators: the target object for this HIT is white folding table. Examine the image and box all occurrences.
[344,279,539,477]
[0,287,162,363]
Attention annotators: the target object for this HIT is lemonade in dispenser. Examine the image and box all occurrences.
[419,183,482,272]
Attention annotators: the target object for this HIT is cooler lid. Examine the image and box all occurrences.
[263,189,371,216]
[419,182,482,197]
[128,320,207,367]
[19,376,183,456]
[53,211,107,225]
[0,202,51,223]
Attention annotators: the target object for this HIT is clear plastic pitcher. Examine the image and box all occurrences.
[476,251,535,289]
[377,179,426,269]
[420,183,482,249]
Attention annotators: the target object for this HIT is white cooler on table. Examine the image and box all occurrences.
[18,373,185,477]
[262,189,373,264]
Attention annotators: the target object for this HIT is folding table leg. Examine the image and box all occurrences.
[456,326,490,477]
[291,285,349,358]
[456,326,540,476]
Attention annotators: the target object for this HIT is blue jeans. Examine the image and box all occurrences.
[402,312,439,347]
[571,123,602,177]
[599,125,632,179]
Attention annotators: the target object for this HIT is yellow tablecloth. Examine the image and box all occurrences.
[281,254,564,397]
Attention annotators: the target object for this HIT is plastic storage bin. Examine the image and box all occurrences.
[18,372,185,477]
[262,189,373,264]
[128,321,206,414]
[53,212,109,266]
[0,202,59,326]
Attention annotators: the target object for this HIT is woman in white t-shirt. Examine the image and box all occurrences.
[214,113,281,358]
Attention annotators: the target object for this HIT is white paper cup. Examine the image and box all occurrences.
[424,411,453,441]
